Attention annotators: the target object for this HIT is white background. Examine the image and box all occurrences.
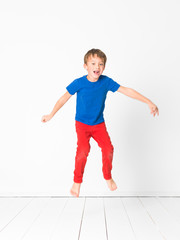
[0,0,179,196]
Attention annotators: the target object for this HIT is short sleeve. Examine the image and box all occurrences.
[107,77,120,92]
[66,78,80,95]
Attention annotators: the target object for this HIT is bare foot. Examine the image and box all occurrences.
[106,178,117,191]
[70,182,81,197]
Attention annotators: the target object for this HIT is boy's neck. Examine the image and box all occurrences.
[86,74,99,82]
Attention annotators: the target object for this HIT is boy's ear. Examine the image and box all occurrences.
[83,63,88,70]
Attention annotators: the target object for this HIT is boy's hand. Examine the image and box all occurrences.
[41,114,52,123]
[148,101,159,117]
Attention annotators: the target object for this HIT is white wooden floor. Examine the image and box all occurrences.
[0,197,180,240]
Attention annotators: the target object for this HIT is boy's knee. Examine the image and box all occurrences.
[77,144,91,157]
[102,144,114,155]
[106,143,114,151]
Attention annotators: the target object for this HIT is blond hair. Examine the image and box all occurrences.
[84,48,107,66]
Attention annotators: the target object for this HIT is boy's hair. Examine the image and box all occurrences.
[84,48,107,66]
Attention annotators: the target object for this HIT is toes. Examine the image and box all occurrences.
[112,185,117,191]
[109,183,117,191]
[70,189,79,197]
[70,190,76,196]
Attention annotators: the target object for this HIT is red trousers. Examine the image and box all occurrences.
[74,120,114,183]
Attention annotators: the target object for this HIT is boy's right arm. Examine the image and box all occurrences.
[41,91,72,122]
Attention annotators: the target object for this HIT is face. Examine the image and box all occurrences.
[83,54,105,80]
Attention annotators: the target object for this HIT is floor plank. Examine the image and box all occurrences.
[122,197,164,240]
[22,198,69,240]
[104,197,136,240]
[79,198,107,240]
[140,197,180,240]
[157,197,180,222]
[50,197,85,240]
[0,198,49,240]
[0,198,32,232]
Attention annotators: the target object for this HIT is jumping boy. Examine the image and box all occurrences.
[41,48,159,197]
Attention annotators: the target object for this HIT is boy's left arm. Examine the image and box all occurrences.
[117,86,159,117]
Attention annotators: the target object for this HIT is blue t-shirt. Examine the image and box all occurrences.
[66,74,120,125]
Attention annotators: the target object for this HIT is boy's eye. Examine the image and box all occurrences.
[92,63,103,65]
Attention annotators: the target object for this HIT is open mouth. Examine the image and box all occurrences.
[93,71,100,74]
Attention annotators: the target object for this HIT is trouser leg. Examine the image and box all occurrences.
[91,122,114,180]
[74,121,92,183]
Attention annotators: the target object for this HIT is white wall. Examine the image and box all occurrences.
[0,0,179,196]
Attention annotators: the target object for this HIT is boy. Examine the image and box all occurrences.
[41,48,159,198]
